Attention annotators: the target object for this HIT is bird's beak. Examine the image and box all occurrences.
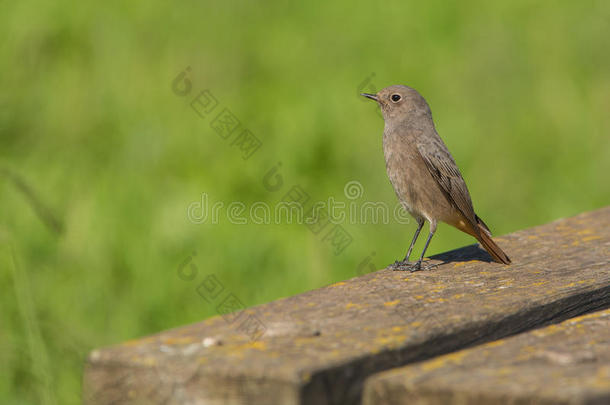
[361,93,378,102]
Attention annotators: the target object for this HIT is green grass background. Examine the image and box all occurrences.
[1,0,609,403]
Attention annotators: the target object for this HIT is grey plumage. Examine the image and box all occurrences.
[363,85,510,270]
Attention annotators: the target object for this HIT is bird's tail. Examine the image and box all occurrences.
[474,215,511,265]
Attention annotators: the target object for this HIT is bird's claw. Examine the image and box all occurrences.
[390,260,438,272]
[390,260,422,272]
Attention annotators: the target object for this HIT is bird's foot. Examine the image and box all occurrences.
[390,260,422,272]
[389,259,438,272]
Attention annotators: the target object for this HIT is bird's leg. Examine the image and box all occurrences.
[393,220,437,272]
[391,218,424,270]
[403,218,424,262]
[409,220,437,272]
[391,219,424,269]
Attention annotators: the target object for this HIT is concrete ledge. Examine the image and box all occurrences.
[364,309,610,405]
[83,207,610,405]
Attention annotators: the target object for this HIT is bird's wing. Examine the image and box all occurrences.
[416,135,478,228]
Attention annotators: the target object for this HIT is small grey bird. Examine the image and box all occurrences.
[362,85,511,271]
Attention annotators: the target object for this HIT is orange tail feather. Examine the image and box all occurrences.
[475,221,511,264]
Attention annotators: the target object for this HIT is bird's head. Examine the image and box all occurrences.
[361,85,432,123]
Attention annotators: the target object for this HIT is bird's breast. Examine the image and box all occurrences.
[382,134,421,216]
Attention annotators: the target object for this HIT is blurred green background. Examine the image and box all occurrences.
[1,0,609,403]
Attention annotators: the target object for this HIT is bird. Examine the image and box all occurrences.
[362,85,511,271]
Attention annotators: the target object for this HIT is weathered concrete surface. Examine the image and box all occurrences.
[364,309,610,405]
[83,207,610,405]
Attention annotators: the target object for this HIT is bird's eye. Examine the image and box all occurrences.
[391,94,401,102]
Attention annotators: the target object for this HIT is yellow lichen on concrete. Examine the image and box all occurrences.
[122,336,156,347]
[329,281,346,287]
[565,308,609,324]
[495,366,515,377]
[249,341,266,350]
[163,336,195,346]
[532,324,562,338]
[300,371,312,382]
[421,350,468,372]
[218,341,267,359]
[384,300,400,307]
[563,282,576,288]
[529,281,549,287]
[293,336,319,346]
[484,339,506,348]
[429,284,446,293]
[129,356,157,366]
[374,334,408,349]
